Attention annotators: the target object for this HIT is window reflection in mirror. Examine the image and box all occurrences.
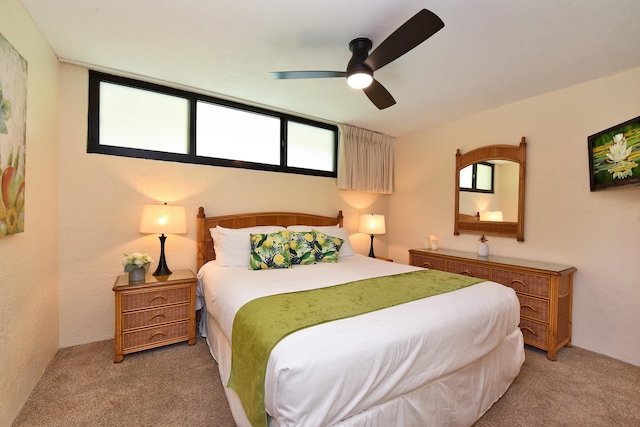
[460,162,494,192]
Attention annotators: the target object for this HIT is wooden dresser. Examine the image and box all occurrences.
[112,269,197,362]
[408,248,576,360]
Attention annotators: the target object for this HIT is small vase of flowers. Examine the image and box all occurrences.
[123,252,153,284]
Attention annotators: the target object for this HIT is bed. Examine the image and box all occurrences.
[195,207,525,427]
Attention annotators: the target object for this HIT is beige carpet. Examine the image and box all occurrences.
[12,339,640,426]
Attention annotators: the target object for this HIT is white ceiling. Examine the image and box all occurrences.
[22,0,640,137]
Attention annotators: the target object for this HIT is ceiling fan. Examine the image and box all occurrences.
[269,9,444,110]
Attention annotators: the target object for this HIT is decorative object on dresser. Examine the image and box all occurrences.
[428,234,439,250]
[477,235,489,256]
[358,213,386,257]
[112,269,197,363]
[409,248,576,360]
[139,203,187,276]
[454,137,527,241]
[122,252,153,284]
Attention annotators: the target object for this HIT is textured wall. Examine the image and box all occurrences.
[392,67,640,365]
[57,63,390,347]
[0,1,60,425]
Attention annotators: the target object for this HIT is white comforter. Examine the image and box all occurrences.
[198,255,521,427]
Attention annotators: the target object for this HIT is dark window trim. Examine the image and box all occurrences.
[87,70,338,178]
[460,162,495,193]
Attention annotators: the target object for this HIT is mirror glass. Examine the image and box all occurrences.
[458,161,519,222]
[454,138,526,241]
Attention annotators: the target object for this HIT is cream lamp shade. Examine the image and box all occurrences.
[480,211,504,222]
[140,204,187,235]
[139,203,187,276]
[358,214,386,235]
[359,214,386,258]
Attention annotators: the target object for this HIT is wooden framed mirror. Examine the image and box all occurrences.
[454,137,527,241]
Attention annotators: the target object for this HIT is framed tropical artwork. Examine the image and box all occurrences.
[588,115,640,192]
[0,32,28,236]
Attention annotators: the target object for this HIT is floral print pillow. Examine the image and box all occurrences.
[249,231,292,270]
[314,231,344,263]
[289,231,317,265]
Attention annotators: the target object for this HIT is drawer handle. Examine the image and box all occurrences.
[150,331,167,339]
[511,279,527,287]
[149,295,168,303]
[521,304,536,312]
[520,326,536,336]
[460,270,473,277]
[422,262,433,269]
[149,313,167,322]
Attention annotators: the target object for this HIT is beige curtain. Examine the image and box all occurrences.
[338,124,394,194]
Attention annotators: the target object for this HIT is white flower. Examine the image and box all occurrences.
[605,133,637,180]
[606,134,632,163]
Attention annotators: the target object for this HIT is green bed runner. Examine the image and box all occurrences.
[227,268,483,427]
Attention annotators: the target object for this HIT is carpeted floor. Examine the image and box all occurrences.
[11,339,640,426]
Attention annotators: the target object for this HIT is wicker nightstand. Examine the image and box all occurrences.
[112,269,197,363]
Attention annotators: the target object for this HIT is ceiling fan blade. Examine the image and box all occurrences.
[363,79,396,110]
[270,71,347,79]
[364,9,444,71]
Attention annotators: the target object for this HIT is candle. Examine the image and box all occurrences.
[429,235,439,250]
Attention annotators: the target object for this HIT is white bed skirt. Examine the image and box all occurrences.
[205,311,524,427]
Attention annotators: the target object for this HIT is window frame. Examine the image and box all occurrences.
[87,70,338,177]
[459,161,495,193]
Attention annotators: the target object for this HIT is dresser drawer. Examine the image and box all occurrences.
[448,261,490,279]
[519,318,548,349]
[123,304,190,330]
[122,285,191,311]
[123,322,190,350]
[410,253,445,271]
[491,268,550,298]
[517,294,549,323]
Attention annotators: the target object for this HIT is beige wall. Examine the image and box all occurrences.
[57,63,390,347]
[0,1,60,425]
[392,67,640,365]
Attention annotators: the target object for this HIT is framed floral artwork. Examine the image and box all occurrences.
[0,32,27,236]
[588,115,640,192]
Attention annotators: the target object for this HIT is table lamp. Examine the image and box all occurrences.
[359,213,386,258]
[139,203,187,276]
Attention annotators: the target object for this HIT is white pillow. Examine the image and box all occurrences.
[287,225,355,257]
[210,225,286,267]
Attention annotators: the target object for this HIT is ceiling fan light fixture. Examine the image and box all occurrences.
[347,71,373,89]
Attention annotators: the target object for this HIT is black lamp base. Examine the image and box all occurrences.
[368,234,376,258]
[152,234,173,276]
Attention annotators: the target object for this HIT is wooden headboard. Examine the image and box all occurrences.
[196,207,344,271]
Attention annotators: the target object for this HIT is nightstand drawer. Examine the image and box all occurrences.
[517,294,549,323]
[123,304,190,330]
[123,322,190,350]
[447,261,490,279]
[519,318,548,349]
[410,253,445,270]
[122,285,190,311]
[491,268,550,298]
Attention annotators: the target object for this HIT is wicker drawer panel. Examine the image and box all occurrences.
[410,254,445,271]
[491,269,550,298]
[447,261,490,279]
[517,294,549,323]
[123,304,190,330]
[122,286,190,311]
[123,322,189,350]
[519,318,548,349]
